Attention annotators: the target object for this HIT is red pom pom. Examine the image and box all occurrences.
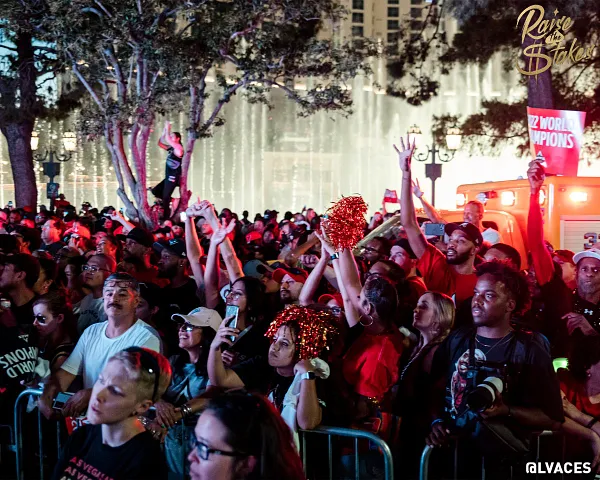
[322,195,368,251]
[265,306,339,360]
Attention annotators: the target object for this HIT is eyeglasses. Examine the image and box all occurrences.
[361,246,380,255]
[33,314,46,324]
[179,322,199,332]
[83,265,111,274]
[189,438,244,461]
[224,289,245,301]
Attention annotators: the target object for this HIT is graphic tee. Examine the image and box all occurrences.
[51,424,167,480]
[165,147,182,178]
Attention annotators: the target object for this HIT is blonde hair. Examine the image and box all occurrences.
[424,291,455,341]
[109,348,172,403]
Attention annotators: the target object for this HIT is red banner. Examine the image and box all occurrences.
[383,189,399,204]
[527,107,586,176]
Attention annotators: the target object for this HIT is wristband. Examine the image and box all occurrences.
[330,253,340,261]
[587,417,598,429]
[180,404,193,419]
[301,371,316,381]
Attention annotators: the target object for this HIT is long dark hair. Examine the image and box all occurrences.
[231,277,266,325]
[175,327,215,376]
[203,390,305,480]
[33,289,77,341]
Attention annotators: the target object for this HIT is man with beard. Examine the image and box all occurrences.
[427,262,564,478]
[360,236,391,267]
[155,238,201,353]
[272,268,308,306]
[120,227,167,287]
[39,273,161,420]
[73,254,116,334]
[527,160,600,355]
[396,136,481,304]
[0,253,40,325]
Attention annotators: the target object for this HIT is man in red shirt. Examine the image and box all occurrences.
[396,136,481,304]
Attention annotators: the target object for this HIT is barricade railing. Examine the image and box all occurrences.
[13,387,65,480]
[13,391,393,480]
[419,430,564,480]
[299,425,394,480]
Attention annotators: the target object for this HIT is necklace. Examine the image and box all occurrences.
[475,330,514,356]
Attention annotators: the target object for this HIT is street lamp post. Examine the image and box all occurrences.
[31,131,77,211]
[408,125,462,207]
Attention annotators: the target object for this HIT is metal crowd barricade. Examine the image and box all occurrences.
[299,425,394,480]
[14,387,64,480]
[419,430,564,480]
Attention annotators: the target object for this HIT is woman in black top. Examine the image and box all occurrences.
[153,121,184,219]
[33,290,77,374]
[52,348,172,480]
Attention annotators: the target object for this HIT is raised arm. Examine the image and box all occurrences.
[396,136,428,259]
[315,229,361,328]
[109,211,135,234]
[207,318,245,389]
[162,121,184,157]
[413,178,445,224]
[299,248,329,306]
[527,160,554,286]
[278,233,320,265]
[158,122,169,150]
[184,203,206,291]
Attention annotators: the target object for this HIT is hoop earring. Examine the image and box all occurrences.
[360,314,374,327]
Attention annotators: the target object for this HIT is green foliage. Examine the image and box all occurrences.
[387,0,600,156]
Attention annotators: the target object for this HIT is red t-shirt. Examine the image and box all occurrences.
[407,275,427,306]
[558,368,600,418]
[417,243,477,304]
[342,330,404,402]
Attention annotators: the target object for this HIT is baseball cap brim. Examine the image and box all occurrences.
[444,222,482,246]
[272,268,307,284]
[573,249,600,264]
[171,308,222,332]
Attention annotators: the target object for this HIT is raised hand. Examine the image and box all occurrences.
[315,226,336,256]
[211,218,237,246]
[394,134,416,172]
[412,178,424,199]
[527,159,545,193]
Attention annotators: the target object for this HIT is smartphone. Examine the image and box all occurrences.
[52,391,74,410]
[225,305,240,344]
[180,212,187,222]
[424,223,446,236]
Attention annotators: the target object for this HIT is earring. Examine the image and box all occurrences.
[359,314,374,327]
[588,371,592,379]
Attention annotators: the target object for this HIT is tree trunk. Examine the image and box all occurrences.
[522,36,554,109]
[1,122,37,208]
[172,136,196,218]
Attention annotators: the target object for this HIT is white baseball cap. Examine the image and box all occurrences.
[573,248,600,265]
[171,307,222,332]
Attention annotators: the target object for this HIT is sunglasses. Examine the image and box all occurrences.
[179,322,200,332]
[34,314,47,324]
[83,265,111,274]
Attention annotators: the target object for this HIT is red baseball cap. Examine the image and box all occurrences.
[272,268,308,284]
[318,293,343,307]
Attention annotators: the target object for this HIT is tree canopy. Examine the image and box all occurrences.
[30,0,376,226]
[387,0,600,160]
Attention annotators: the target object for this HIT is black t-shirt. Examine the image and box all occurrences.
[227,322,270,365]
[433,327,564,431]
[42,241,65,256]
[165,147,182,178]
[0,325,38,422]
[232,355,272,394]
[52,425,167,480]
[11,297,36,325]
[157,278,201,352]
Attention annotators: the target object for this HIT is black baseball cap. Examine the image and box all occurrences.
[118,227,154,248]
[445,222,483,247]
[153,238,187,258]
[395,238,417,259]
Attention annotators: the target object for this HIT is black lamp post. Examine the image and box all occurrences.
[408,125,462,207]
[31,131,76,211]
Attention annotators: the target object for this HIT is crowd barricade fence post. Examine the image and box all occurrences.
[299,425,394,480]
[419,430,565,480]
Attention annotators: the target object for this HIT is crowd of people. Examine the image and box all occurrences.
[0,138,599,480]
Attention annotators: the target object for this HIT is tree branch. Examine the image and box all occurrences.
[200,78,248,133]
[67,53,104,110]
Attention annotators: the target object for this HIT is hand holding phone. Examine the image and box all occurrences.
[225,305,240,345]
[424,223,446,237]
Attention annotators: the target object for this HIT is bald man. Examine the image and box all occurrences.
[74,254,117,334]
